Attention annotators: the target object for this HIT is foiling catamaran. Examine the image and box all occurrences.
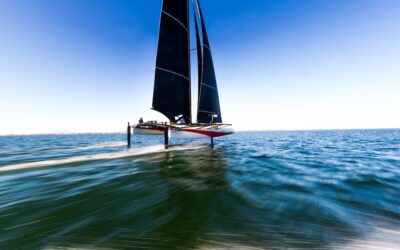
[130,0,232,148]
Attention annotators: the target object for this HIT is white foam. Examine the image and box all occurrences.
[0,145,205,173]
[73,141,128,151]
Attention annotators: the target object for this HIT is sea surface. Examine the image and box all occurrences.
[0,130,399,249]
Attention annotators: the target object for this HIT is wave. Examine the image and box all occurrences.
[48,141,127,153]
[0,144,205,173]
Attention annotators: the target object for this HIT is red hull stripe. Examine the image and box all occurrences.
[133,124,232,138]
[179,128,232,138]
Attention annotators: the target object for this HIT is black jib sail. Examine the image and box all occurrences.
[195,0,223,124]
[152,0,191,123]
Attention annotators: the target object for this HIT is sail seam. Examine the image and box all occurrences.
[156,67,189,81]
[201,83,217,90]
[162,11,188,33]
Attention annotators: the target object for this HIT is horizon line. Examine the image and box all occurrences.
[1,127,399,137]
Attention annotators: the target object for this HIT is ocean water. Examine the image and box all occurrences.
[0,130,399,249]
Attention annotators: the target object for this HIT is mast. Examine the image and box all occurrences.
[152,0,191,123]
[195,0,223,124]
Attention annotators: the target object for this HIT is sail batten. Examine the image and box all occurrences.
[198,109,217,114]
[162,11,189,32]
[203,44,211,50]
[201,83,217,90]
[156,67,190,81]
[152,0,191,123]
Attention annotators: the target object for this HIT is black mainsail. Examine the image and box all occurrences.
[195,0,223,124]
[152,0,191,123]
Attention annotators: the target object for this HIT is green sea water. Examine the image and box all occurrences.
[0,130,399,249]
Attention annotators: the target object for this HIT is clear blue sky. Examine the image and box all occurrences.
[0,0,399,134]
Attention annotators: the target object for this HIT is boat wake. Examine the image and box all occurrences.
[65,141,127,152]
[0,144,205,173]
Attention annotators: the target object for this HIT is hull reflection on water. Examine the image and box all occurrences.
[160,148,228,191]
